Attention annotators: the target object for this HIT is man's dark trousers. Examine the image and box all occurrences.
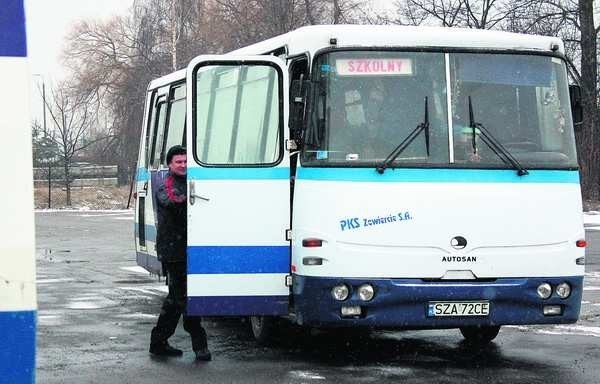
[150,262,207,351]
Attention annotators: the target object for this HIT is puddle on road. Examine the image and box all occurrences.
[37,248,88,264]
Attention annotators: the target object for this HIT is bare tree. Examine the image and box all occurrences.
[42,82,110,206]
[389,0,600,200]
[504,0,599,199]
[394,0,537,29]
[62,0,367,186]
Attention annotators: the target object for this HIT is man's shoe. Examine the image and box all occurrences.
[194,348,212,361]
[149,342,183,357]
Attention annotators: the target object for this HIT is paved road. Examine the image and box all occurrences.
[35,211,600,384]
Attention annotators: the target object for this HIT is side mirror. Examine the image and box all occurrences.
[569,84,583,129]
[290,78,311,145]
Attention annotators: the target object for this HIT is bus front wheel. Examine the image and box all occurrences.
[250,316,277,345]
[459,325,501,344]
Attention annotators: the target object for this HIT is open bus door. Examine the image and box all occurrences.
[185,55,291,316]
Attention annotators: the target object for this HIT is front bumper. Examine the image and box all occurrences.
[292,275,583,328]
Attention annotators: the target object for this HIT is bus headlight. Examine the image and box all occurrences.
[331,284,349,301]
[556,282,571,299]
[357,284,374,301]
[537,283,552,299]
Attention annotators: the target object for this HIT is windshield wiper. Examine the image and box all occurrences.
[376,97,429,174]
[468,96,528,176]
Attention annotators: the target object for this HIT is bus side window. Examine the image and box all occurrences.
[144,91,157,168]
[162,84,186,166]
[150,99,168,169]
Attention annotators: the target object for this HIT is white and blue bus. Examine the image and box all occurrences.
[135,25,585,344]
[0,0,37,381]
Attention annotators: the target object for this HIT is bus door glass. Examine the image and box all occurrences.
[186,55,290,316]
[136,86,169,274]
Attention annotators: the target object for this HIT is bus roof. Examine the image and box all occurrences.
[230,24,564,57]
[148,68,186,91]
[147,25,564,88]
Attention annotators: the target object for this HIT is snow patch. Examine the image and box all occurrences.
[37,278,75,284]
[120,266,151,275]
[77,213,132,218]
[584,213,600,225]
[535,325,600,338]
[289,371,326,380]
[377,367,413,377]
[508,325,600,338]
[36,209,133,213]
[66,297,117,310]
[66,302,102,310]
[583,286,600,291]
[118,312,158,319]
[38,315,62,326]
[117,286,168,295]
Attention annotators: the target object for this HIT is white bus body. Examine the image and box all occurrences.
[135,25,585,342]
[0,0,37,381]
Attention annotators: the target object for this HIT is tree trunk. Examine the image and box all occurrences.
[64,159,72,207]
[333,0,341,24]
[577,0,599,200]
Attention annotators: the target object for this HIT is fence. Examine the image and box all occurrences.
[33,164,131,209]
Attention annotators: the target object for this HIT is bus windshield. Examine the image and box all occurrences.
[302,51,578,169]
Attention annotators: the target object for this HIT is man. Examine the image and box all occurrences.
[149,145,211,361]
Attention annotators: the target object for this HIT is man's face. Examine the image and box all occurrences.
[169,154,187,176]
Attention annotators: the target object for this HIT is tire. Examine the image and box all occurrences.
[250,316,278,345]
[459,325,501,344]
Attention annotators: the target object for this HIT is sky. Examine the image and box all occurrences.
[25,0,133,122]
[22,0,389,124]
[25,0,133,79]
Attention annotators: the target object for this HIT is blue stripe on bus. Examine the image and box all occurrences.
[187,295,288,316]
[187,246,289,274]
[0,0,27,57]
[188,167,289,180]
[0,310,36,383]
[296,168,580,183]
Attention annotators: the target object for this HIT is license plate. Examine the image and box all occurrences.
[427,301,490,317]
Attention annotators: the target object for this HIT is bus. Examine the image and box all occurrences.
[0,0,37,381]
[134,25,585,344]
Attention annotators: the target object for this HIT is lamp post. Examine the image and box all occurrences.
[32,74,47,136]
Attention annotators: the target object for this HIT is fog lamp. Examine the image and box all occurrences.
[331,284,349,301]
[556,282,571,299]
[358,284,374,301]
[537,283,552,299]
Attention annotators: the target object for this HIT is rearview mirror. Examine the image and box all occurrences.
[569,84,583,129]
[290,78,311,145]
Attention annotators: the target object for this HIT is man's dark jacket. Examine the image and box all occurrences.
[155,171,187,263]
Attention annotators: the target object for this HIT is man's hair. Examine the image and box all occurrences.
[166,145,186,164]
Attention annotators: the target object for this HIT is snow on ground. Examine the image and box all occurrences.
[35,209,133,213]
[585,212,600,231]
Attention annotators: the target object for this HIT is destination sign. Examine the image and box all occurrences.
[336,58,413,76]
